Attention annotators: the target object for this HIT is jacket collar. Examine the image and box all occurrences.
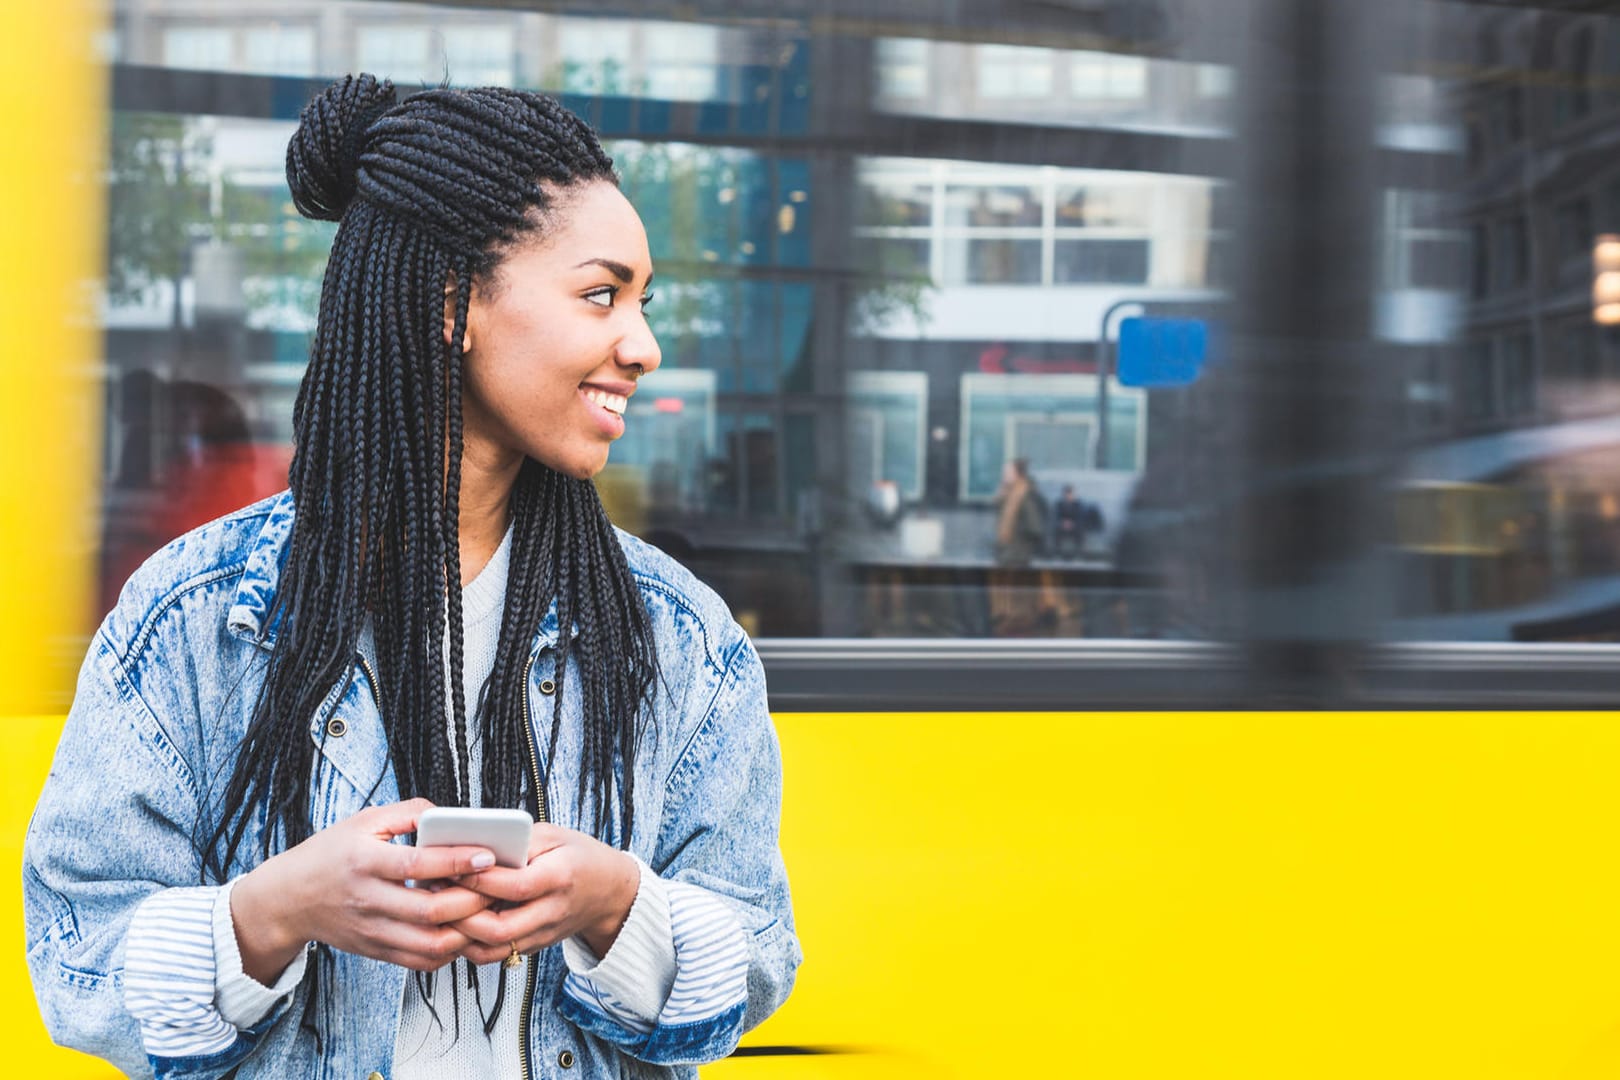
[225,489,575,653]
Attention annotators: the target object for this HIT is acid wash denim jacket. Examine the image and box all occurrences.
[24,491,800,1080]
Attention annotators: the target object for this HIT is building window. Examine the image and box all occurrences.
[947,237,1043,285]
[1559,322,1599,381]
[444,26,515,87]
[1501,333,1535,416]
[557,19,636,95]
[976,45,1055,99]
[1195,63,1233,99]
[1496,215,1529,292]
[1385,190,1466,291]
[1054,181,1155,286]
[1490,83,1525,146]
[1563,26,1594,125]
[1068,51,1148,101]
[940,174,1042,285]
[960,373,1147,497]
[876,38,929,100]
[242,25,315,78]
[859,174,934,228]
[1463,340,1498,421]
[849,372,928,501]
[1055,239,1149,284]
[642,22,721,101]
[1471,223,1490,298]
[945,183,1043,228]
[162,27,233,71]
[355,26,434,87]
[1555,197,1593,265]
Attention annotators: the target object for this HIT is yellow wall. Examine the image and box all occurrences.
[12,709,1620,1078]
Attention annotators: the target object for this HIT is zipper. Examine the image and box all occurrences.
[355,653,382,713]
[518,650,547,1080]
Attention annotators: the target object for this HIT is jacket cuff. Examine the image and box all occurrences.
[562,852,675,1027]
[212,879,309,1029]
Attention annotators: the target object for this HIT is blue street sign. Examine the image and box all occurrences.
[1116,316,1211,388]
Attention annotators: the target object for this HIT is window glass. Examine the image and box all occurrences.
[556,19,635,95]
[641,22,721,101]
[241,25,316,77]
[976,45,1055,100]
[162,27,232,70]
[875,38,928,100]
[354,26,435,86]
[1069,52,1149,101]
[81,0,1620,659]
[444,26,515,87]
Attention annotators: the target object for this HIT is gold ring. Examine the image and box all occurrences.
[503,941,523,969]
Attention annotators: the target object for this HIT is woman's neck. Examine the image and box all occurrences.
[457,447,520,586]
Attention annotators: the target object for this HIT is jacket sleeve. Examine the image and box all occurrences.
[23,630,293,1080]
[557,630,802,1065]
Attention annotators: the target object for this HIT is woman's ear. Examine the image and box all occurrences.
[443,277,475,353]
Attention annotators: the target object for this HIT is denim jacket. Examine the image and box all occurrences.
[24,491,800,1080]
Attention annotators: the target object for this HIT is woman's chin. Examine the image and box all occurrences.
[541,451,609,482]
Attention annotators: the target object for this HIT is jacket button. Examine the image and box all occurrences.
[367,1072,385,1080]
[326,717,348,738]
[557,1050,575,1069]
[539,678,557,695]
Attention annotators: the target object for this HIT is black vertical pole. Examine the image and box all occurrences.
[806,20,871,636]
[1223,0,1397,700]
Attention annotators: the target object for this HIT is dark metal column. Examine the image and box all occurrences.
[804,17,872,636]
[1222,0,1400,700]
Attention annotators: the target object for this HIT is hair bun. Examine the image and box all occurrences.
[286,73,398,222]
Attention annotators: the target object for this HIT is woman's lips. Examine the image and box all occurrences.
[580,386,627,437]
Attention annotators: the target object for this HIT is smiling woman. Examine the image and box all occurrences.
[22,73,798,1080]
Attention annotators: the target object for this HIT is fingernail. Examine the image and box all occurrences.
[471,852,495,869]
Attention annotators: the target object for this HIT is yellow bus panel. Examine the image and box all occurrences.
[9,709,1620,1078]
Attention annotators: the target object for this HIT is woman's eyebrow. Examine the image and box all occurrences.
[574,257,635,283]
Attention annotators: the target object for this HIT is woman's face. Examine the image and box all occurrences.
[458,181,661,481]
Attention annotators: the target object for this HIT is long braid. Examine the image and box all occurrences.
[443,268,474,804]
[202,73,658,1036]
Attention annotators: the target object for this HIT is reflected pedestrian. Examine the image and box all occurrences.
[990,458,1043,634]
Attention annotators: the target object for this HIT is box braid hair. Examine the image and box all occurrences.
[203,76,659,962]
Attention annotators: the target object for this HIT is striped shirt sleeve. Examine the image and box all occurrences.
[561,854,748,1033]
[122,882,308,1061]
[123,886,237,1058]
[212,879,309,1028]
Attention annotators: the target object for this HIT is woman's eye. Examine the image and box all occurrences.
[584,286,618,308]
[640,291,655,312]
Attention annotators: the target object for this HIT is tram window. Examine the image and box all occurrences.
[64,0,1620,665]
[1388,7,1620,646]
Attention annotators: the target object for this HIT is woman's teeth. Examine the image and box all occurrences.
[583,388,627,416]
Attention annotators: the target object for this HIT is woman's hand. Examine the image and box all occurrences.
[450,823,640,965]
[229,798,499,983]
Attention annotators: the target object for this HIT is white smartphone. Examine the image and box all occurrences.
[414,807,533,869]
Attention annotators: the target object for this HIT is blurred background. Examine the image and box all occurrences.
[39,0,1620,679]
[13,0,1620,1077]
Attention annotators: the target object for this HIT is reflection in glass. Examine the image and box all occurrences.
[976,45,1056,100]
[946,238,1042,286]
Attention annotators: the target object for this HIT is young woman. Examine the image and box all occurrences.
[24,74,800,1080]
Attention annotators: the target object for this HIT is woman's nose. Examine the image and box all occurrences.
[620,320,662,375]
